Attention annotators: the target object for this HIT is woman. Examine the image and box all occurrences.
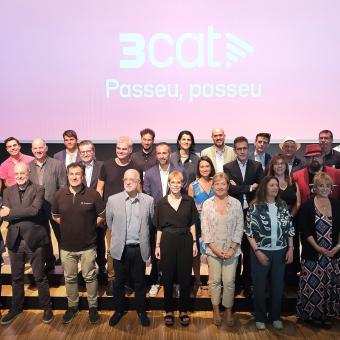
[155,171,199,326]
[201,172,243,326]
[297,172,340,328]
[188,156,215,294]
[246,176,294,330]
[268,154,301,285]
[170,130,199,189]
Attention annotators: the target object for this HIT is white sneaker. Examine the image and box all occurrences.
[255,322,266,330]
[272,320,283,329]
[149,284,160,297]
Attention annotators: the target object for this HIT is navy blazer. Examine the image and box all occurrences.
[81,160,103,189]
[53,149,81,165]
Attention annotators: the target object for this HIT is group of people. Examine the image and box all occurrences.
[0,128,339,331]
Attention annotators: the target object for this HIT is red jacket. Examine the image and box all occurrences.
[293,166,340,204]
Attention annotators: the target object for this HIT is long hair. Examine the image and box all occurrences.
[253,176,283,206]
[268,153,292,186]
[176,130,195,152]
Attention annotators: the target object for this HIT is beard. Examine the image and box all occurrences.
[309,160,322,173]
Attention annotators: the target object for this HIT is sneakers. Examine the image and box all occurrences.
[272,320,283,329]
[106,282,114,297]
[109,311,125,327]
[137,312,150,327]
[42,309,54,324]
[255,322,266,330]
[0,310,22,325]
[149,284,160,297]
[89,307,100,324]
[63,307,79,324]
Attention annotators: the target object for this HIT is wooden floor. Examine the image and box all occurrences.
[0,310,339,340]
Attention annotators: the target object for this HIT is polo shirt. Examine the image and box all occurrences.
[131,147,157,174]
[52,184,105,252]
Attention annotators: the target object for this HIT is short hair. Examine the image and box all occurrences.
[156,142,171,153]
[63,130,78,139]
[313,172,333,188]
[116,136,133,148]
[268,154,292,186]
[78,140,95,151]
[176,130,196,152]
[319,130,333,140]
[255,132,271,143]
[253,176,283,205]
[212,172,230,185]
[4,137,20,148]
[197,156,215,178]
[168,170,184,183]
[67,162,85,175]
[234,136,249,148]
[140,128,155,139]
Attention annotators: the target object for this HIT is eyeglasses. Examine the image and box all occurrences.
[79,150,93,155]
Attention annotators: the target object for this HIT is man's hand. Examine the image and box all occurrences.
[0,206,10,218]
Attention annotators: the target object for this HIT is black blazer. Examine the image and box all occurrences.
[89,160,103,189]
[223,159,264,204]
[3,181,49,251]
[299,198,340,260]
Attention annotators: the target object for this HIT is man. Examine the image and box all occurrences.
[293,144,340,204]
[0,163,53,325]
[201,128,236,172]
[96,136,141,296]
[143,142,185,296]
[223,136,263,295]
[279,136,304,174]
[106,169,154,327]
[249,132,272,171]
[53,130,80,167]
[131,128,157,175]
[318,129,340,169]
[0,137,34,188]
[52,162,105,324]
[79,140,106,278]
[29,138,67,270]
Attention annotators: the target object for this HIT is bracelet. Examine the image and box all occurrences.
[156,243,160,247]
[193,239,197,243]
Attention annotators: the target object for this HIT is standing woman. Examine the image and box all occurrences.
[155,171,199,326]
[268,154,301,285]
[188,156,215,294]
[170,130,199,189]
[297,173,340,328]
[201,173,244,326]
[245,176,294,330]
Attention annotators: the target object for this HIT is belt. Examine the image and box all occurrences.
[126,243,140,248]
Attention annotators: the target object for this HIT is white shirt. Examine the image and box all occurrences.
[65,151,78,167]
[264,202,284,251]
[215,149,225,173]
[84,160,94,187]
[237,159,248,208]
[159,164,170,197]
[254,151,266,170]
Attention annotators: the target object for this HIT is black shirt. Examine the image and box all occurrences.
[155,194,198,231]
[131,147,157,174]
[324,149,340,169]
[52,185,105,252]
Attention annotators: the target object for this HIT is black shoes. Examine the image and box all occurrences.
[137,312,150,327]
[63,307,79,324]
[109,311,125,326]
[89,307,100,324]
[42,309,54,324]
[0,309,22,325]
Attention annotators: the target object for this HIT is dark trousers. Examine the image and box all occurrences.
[113,245,146,313]
[96,226,106,270]
[161,231,193,313]
[149,230,161,285]
[250,248,286,323]
[9,239,51,311]
[43,216,61,265]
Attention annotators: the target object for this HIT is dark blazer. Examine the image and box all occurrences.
[290,156,305,174]
[249,151,272,169]
[143,163,187,204]
[299,198,340,260]
[3,182,49,251]
[53,149,81,164]
[223,159,264,204]
[82,160,103,189]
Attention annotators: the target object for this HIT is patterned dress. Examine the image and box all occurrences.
[296,208,340,320]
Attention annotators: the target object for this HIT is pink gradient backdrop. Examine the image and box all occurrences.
[1,1,339,142]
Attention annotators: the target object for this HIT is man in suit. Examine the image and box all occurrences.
[143,142,185,296]
[106,169,154,327]
[53,130,80,167]
[0,163,53,325]
[223,136,263,295]
[201,128,236,172]
[79,140,106,278]
[29,138,67,270]
[279,136,305,174]
[249,132,272,171]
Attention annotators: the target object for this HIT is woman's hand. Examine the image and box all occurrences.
[224,247,235,259]
[285,247,294,264]
[193,243,198,257]
[328,246,340,257]
[318,246,331,257]
[155,246,161,260]
[255,250,270,266]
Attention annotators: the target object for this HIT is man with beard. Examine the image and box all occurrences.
[293,144,340,204]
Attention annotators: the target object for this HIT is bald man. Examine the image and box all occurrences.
[29,139,67,270]
[201,128,236,172]
[0,163,53,325]
[106,169,154,327]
